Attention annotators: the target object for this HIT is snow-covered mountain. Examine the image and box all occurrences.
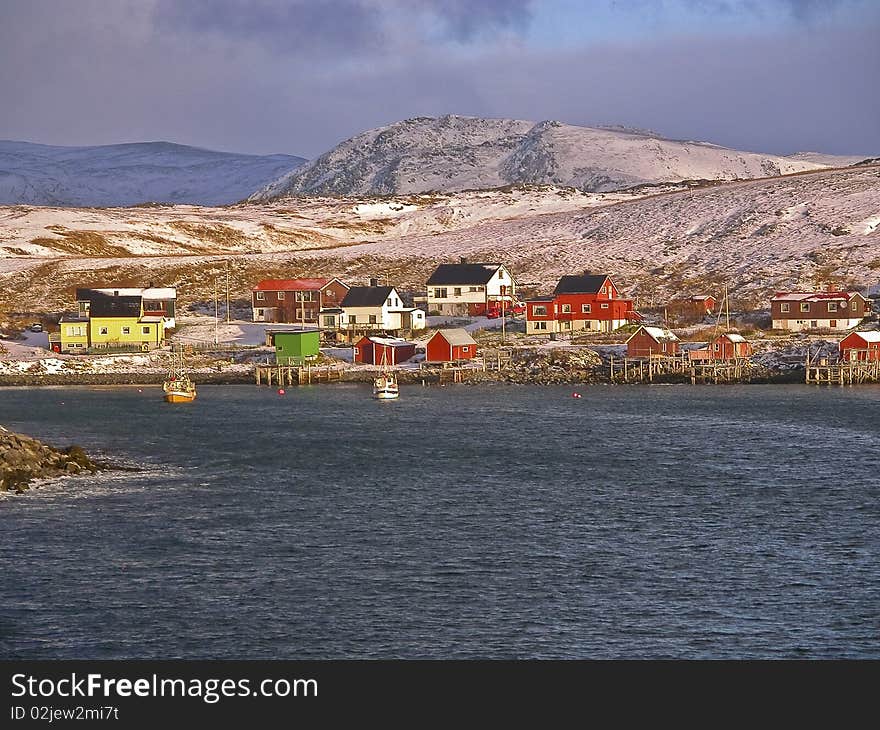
[249,115,858,200]
[0,141,305,207]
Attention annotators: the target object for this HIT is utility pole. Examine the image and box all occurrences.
[213,278,219,345]
[501,285,506,344]
[225,259,231,323]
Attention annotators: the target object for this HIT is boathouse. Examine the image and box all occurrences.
[269,328,321,365]
[353,336,416,365]
[688,332,752,361]
[625,325,680,358]
[839,330,880,362]
[425,329,478,363]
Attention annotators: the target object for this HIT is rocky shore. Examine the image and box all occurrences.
[0,425,104,493]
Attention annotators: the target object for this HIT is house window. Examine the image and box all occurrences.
[469,286,482,292]
[811,321,818,328]
[256,291,265,300]
[851,301,858,311]
[349,315,357,324]
[780,302,790,312]
[256,309,264,317]
[582,304,591,313]
[827,302,837,312]
[533,306,547,316]
[800,302,810,312]
[462,346,469,353]
[714,343,720,351]
[534,321,547,330]
[562,321,571,329]
[99,327,109,335]
[369,315,377,324]
[454,287,462,296]
[323,316,335,327]
[561,304,571,313]
[830,320,837,328]
[142,326,151,335]
[434,288,447,298]
[122,327,131,335]
[600,303,609,309]
[277,291,285,300]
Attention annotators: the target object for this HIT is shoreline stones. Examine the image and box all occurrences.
[0,426,103,493]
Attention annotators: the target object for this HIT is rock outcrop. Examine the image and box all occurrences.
[0,425,101,493]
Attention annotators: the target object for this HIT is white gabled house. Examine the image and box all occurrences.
[339,284,426,334]
[425,261,516,316]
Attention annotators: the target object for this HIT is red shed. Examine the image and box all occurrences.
[839,331,880,362]
[425,328,478,362]
[353,336,417,365]
[626,325,680,358]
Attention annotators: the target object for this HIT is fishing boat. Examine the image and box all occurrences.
[372,349,399,400]
[163,349,197,403]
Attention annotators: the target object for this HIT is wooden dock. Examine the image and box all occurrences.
[609,354,754,383]
[254,363,344,386]
[805,358,880,385]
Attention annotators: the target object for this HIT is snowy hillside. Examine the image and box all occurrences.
[1,165,879,313]
[0,141,305,207]
[250,115,844,199]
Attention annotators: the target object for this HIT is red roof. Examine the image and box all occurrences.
[253,278,329,292]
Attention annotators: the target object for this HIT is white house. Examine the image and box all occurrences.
[425,261,516,316]
[339,285,426,333]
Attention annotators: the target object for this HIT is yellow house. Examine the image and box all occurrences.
[85,293,163,350]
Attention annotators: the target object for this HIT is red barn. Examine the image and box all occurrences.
[626,326,680,358]
[353,336,417,365]
[839,331,880,362]
[425,328,478,363]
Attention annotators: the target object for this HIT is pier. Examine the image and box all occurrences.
[804,359,880,385]
[254,363,344,386]
[609,355,754,384]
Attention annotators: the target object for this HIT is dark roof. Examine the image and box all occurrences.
[87,293,142,318]
[341,286,394,307]
[554,274,610,294]
[426,263,502,285]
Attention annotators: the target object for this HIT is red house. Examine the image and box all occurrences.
[689,295,716,315]
[252,278,349,324]
[425,328,478,363]
[689,333,752,361]
[626,326,680,358]
[839,331,880,362]
[526,273,640,335]
[353,336,417,365]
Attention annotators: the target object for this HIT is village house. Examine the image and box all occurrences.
[839,331,880,362]
[52,288,169,352]
[689,295,717,316]
[770,288,870,331]
[353,336,417,365]
[425,328,478,363]
[687,332,753,362]
[526,273,639,335]
[425,261,516,316]
[338,282,426,336]
[626,325,680,358]
[252,278,349,324]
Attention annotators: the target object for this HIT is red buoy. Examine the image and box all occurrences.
[278,388,285,395]
[572,392,582,399]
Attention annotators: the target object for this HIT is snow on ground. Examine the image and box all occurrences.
[171,318,272,346]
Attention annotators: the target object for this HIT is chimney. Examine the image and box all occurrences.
[369,277,378,287]
[459,256,467,264]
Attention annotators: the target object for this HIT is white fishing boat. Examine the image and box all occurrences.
[372,349,399,400]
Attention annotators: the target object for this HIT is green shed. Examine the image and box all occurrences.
[270,328,321,365]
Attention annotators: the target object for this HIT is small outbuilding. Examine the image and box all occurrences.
[839,330,880,362]
[689,332,753,361]
[425,328,478,363]
[626,325,680,358]
[353,336,417,365]
[269,328,321,364]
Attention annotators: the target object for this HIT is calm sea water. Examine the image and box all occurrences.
[1,384,878,659]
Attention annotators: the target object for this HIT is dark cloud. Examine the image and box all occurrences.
[0,0,876,159]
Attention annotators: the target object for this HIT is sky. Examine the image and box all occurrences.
[1,0,878,158]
